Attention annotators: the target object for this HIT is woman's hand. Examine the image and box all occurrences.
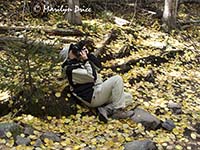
[80,49,88,60]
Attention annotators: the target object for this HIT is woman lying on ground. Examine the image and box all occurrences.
[60,40,134,123]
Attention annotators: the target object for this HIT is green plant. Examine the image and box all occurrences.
[0,38,60,104]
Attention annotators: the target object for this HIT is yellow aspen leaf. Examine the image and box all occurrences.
[75,114,81,119]
[117,68,121,71]
[16,145,24,150]
[184,138,189,143]
[65,138,71,145]
[29,135,37,140]
[175,145,183,150]
[90,126,96,131]
[59,128,65,133]
[80,143,87,147]
[143,102,150,107]
[47,116,52,120]
[35,129,42,134]
[65,118,71,123]
[172,128,179,135]
[162,143,168,147]
[125,137,132,142]
[40,144,46,149]
[190,133,197,140]
[16,145,34,150]
[6,132,12,138]
[105,140,114,147]
[99,138,106,143]
[60,141,67,147]
[0,138,6,144]
[73,145,81,150]
[20,133,25,138]
[25,115,34,121]
[30,141,35,146]
[6,139,14,147]
[44,138,49,143]
[122,124,129,129]
[55,92,61,98]
[44,138,53,146]
[91,138,97,145]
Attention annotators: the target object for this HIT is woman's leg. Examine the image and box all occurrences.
[90,75,133,108]
[90,75,133,122]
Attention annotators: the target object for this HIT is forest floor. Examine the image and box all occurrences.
[0,1,200,150]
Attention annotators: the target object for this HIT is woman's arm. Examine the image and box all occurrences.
[87,53,102,70]
[72,60,96,84]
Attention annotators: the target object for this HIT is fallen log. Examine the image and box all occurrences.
[0,26,85,36]
[0,36,61,51]
[138,0,200,3]
[114,44,134,58]
[179,20,200,29]
[89,0,200,5]
[94,29,117,56]
[85,0,200,4]
[129,69,156,85]
[180,0,200,3]
[110,50,185,73]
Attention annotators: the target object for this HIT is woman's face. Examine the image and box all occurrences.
[68,49,77,59]
[68,46,88,60]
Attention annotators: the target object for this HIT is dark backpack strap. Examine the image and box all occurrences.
[62,59,82,87]
[88,61,97,81]
[61,59,97,103]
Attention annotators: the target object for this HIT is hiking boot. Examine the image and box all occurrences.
[97,107,109,123]
[111,110,134,119]
[97,106,113,123]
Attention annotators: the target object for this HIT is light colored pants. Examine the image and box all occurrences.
[83,75,133,110]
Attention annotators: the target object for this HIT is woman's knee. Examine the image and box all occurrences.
[113,75,123,81]
[113,75,123,84]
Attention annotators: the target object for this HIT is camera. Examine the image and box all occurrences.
[71,44,83,57]
[70,40,87,57]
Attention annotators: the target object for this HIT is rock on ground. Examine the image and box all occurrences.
[0,122,22,138]
[34,139,43,147]
[40,131,61,142]
[161,119,176,131]
[131,108,161,130]
[24,126,34,135]
[124,140,157,150]
[15,135,31,146]
[167,101,182,114]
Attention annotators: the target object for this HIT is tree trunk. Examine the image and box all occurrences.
[67,0,82,25]
[162,0,179,30]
